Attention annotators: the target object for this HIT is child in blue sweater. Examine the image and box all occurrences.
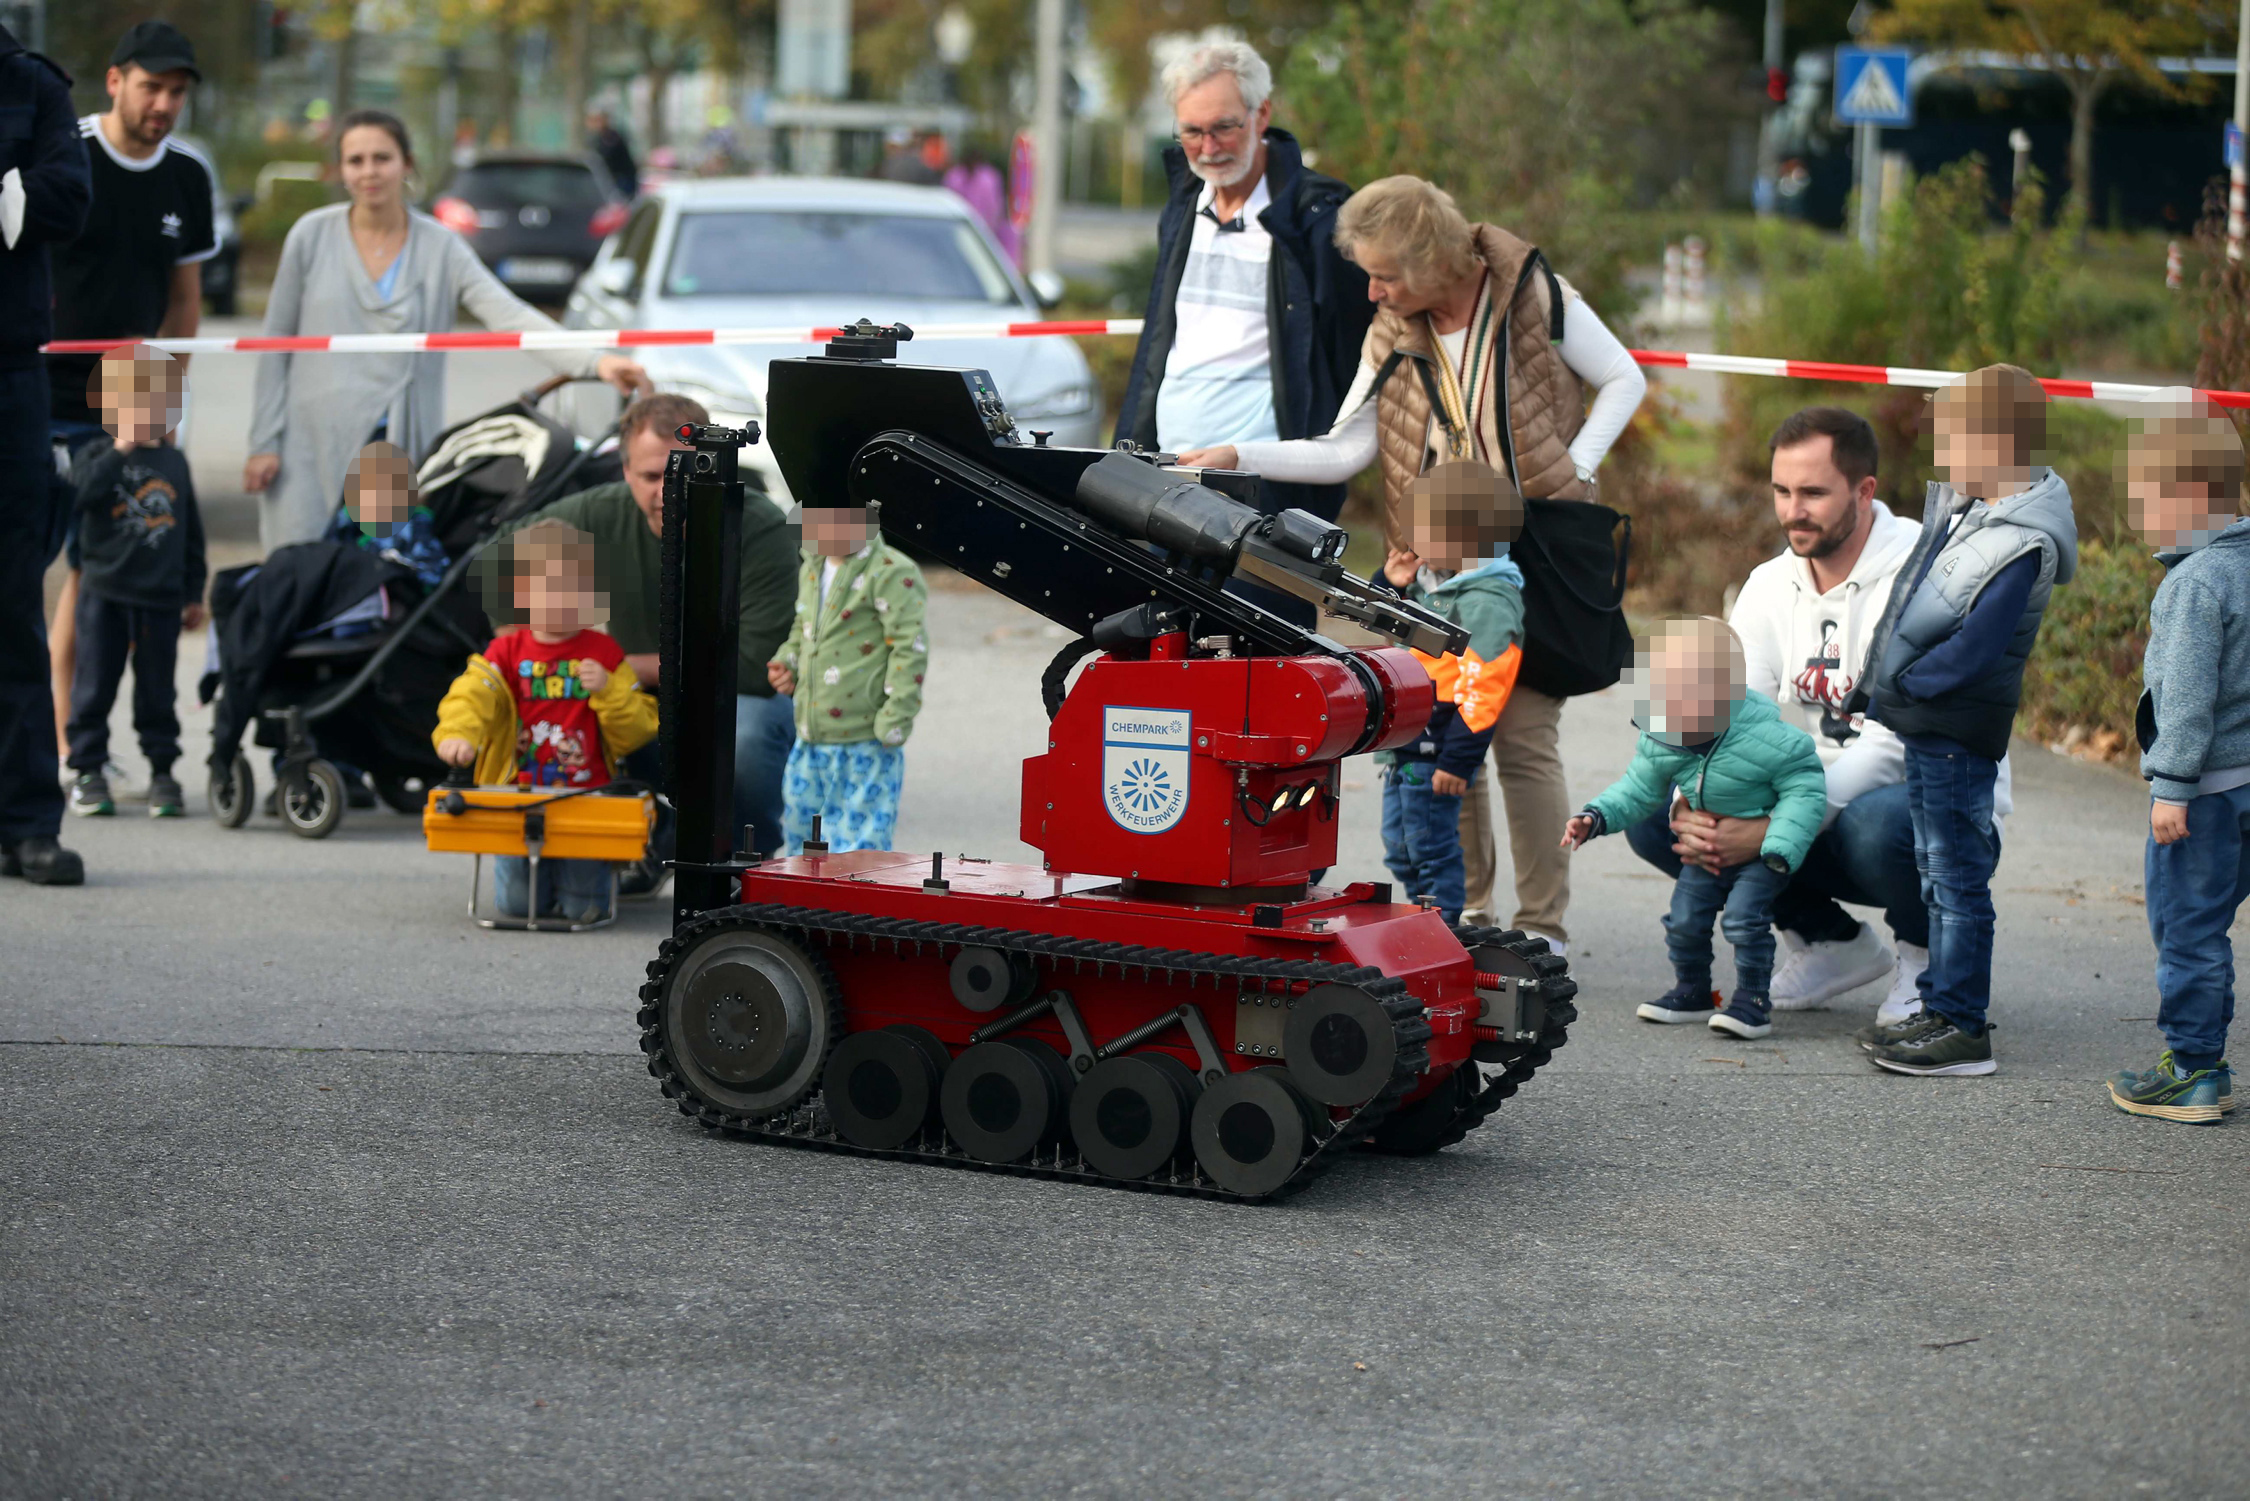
[2106,401,2250,1124]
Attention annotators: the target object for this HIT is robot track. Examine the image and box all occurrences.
[637,903,1576,1204]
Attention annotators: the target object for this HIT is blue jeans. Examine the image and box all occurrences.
[1904,745,2002,1029]
[2146,783,2250,1072]
[733,691,795,859]
[0,368,64,843]
[1664,859,1791,998]
[1625,781,1928,948]
[494,855,614,921]
[1381,763,1466,924]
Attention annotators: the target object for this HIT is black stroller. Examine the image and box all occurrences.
[203,376,623,838]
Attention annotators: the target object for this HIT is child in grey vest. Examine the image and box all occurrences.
[1854,365,2077,1077]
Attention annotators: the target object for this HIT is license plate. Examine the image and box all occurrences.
[498,257,576,284]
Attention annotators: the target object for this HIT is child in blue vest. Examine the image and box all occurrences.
[1564,617,1827,1040]
[1853,365,2077,1077]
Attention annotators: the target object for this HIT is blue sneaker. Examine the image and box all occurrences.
[1709,991,1774,1040]
[1637,981,1720,1025]
[2220,1059,2236,1116]
[2106,1053,2224,1125]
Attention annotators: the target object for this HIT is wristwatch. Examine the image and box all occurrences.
[1763,853,1791,874]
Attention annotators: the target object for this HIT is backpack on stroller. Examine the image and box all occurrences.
[202,377,622,838]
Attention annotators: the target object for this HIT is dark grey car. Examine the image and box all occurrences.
[432,154,628,303]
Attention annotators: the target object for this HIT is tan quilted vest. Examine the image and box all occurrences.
[1363,223,1590,549]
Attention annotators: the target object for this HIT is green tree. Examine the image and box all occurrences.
[1278,0,1735,314]
[1874,0,2219,222]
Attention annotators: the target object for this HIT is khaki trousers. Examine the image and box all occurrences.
[1457,683,1571,941]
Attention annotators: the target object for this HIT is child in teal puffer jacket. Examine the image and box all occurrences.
[1563,617,1828,1039]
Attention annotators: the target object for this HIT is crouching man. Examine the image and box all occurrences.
[1626,407,2015,1021]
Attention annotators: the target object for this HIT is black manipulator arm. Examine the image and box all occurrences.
[761,336,1464,661]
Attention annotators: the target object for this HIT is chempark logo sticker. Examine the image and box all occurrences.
[1101,706,1190,835]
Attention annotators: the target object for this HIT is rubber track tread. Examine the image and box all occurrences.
[637,901,1442,1203]
[1429,924,1580,1152]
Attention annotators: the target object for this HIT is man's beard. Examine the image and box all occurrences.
[1786,514,1855,560]
[121,104,175,149]
[1186,150,1257,189]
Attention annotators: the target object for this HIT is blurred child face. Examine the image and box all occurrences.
[1406,465,1522,570]
[519,560,596,637]
[344,441,417,531]
[2129,479,2238,550]
[2126,408,2244,549]
[92,346,183,445]
[1931,368,2046,501]
[1632,619,1745,746]
[803,506,870,559]
[1935,420,2029,500]
[509,524,605,638]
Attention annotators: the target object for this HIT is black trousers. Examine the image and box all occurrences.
[66,591,182,775]
[0,364,64,842]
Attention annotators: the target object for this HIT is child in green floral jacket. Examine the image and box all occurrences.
[766,505,929,852]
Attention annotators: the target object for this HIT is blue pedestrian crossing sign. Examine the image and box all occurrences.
[1834,46,1914,128]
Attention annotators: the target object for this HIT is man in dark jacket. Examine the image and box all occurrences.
[1114,42,1370,561]
[0,21,92,885]
[585,109,638,200]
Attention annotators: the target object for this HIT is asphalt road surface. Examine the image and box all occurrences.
[4,582,2244,1499]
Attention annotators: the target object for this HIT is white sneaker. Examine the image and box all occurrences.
[1767,921,1893,1011]
[1875,942,1929,1028]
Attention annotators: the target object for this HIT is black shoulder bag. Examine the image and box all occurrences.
[1372,253,1634,698]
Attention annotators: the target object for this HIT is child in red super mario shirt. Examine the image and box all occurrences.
[434,519,657,922]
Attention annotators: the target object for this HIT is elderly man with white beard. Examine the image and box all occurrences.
[1113,40,1371,626]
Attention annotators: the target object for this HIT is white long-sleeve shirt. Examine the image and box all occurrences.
[1728,501,2013,830]
[1229,289,1647,486]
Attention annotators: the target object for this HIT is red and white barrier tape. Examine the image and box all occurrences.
[1628,348,2249,410]
[39,318,1144,356]
[41,318,2247,409]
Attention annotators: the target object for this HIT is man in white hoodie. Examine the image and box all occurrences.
[1625,407,2012,1022]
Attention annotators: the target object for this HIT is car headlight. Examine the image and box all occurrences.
[1011,383,1096,421]
[653,379,763,430]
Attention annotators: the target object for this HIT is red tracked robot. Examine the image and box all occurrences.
[636,321,1575,1201]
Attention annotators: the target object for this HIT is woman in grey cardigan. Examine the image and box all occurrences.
[244,110,647,550]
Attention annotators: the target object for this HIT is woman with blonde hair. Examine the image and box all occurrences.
[1179,174,1648,954]
[244,108,649,551]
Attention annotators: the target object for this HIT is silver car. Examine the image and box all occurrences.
[563,177,1100,503]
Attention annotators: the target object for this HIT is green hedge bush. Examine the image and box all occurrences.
[2020,537,2163,761]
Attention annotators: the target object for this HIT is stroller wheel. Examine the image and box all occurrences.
[209,755,255,829]
[371,772,429,815]
[281,759,347,840]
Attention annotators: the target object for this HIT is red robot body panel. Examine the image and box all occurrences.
[1021,645,1431,893]
[640,348,1580,1201]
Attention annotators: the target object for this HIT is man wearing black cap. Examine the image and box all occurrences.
[0,16,92,884]
[44,21,217,806]
[50,22,215,443]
